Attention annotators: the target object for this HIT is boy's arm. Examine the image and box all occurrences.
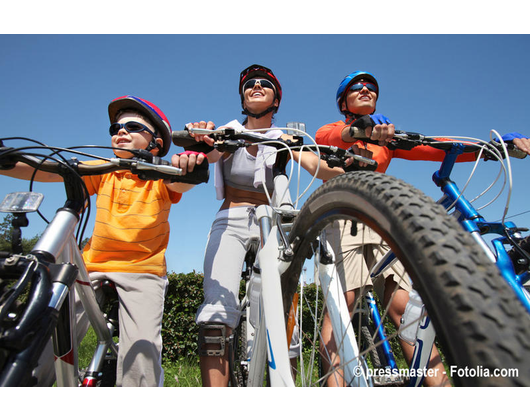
[165,181,195,194]
[0,162,62,182]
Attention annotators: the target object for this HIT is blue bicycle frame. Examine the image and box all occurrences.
[359,141,530,387]
[432,143,530,314]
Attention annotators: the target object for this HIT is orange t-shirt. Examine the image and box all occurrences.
[316,121,477,173]
[81,163,182,276]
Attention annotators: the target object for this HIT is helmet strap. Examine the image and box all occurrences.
[345,112,364,125]
[145,136,162,153]
[344,109,376,125]
[241,105,278,119]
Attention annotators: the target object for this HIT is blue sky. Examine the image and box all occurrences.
[1,34,529,275]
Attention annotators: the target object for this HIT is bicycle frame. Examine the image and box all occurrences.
[432,143,530,313]
[24,204,117,386]
[243,168,369,386]
[241,170,298,386]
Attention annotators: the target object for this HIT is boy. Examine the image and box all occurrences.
[1,95,205,386]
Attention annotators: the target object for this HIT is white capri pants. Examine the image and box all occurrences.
[196,206,259,330]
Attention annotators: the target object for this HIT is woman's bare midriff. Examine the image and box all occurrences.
[219,185,270,210]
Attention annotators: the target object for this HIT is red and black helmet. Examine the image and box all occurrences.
[239,64,283,111]
[108,95,172,157]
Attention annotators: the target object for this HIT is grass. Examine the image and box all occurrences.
[163,359,202,387]
[79,327,202,387]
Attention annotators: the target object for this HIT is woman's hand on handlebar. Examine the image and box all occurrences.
[345,144,374,168]
[185,121,216,146]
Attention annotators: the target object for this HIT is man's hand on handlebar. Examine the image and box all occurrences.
[513,137,530,155]
[366,114,395,145]
[344,114,395,146]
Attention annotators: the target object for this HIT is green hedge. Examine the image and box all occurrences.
[161,271,321,363]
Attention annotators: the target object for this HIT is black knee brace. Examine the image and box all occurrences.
[198,323,228,357]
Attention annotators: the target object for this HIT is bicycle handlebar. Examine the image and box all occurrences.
[0,143,210,185]
[348,127,527,160]
[172,127,379,171]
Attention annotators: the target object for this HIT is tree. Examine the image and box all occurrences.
[0,214,41,253]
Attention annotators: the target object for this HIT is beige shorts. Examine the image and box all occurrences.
[324,220,412,298]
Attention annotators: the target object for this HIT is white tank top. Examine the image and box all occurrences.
[222,148,274,194]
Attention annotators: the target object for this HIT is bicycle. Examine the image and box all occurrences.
[340,128,530,386]
[0,138,209,386]
[173,125,530,387]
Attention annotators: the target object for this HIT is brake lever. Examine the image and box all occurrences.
[387,131,425,151]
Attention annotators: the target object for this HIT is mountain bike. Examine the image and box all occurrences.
[0,138,209,386]
[341,128,530,386]
[173,126,530,387]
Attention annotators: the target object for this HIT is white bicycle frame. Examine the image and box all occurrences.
[242,170,369,386]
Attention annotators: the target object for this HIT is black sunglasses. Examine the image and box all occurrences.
[109,121,156,137]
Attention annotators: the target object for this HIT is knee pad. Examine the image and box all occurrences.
[198,323,228,357]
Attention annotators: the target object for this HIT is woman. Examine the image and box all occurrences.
[187,64,374,386]
[189,64,291,386]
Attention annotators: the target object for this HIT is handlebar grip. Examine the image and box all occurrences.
[346,160,378,172]
[0,147,17,170]
[350,127,369,139]
[344,126,381,145]
[135,158,210,185]
[172,130,196,147]
[171,130,214,153]
[508,148,527,159]
[488,140,527,160]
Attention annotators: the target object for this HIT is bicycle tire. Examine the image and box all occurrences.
[228,313,248,387]
[282,171,530,386]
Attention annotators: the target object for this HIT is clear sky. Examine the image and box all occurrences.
[1,33,529,275]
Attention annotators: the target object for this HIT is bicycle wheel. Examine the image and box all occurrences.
[282,171,530,386]
[228,312,248,387]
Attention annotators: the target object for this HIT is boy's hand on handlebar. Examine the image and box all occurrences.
[185,121,216,146]
[171,151,207,176]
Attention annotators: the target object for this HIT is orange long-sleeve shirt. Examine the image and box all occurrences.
[316,121,477,173]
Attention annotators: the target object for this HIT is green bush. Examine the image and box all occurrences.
[162,271,204,362]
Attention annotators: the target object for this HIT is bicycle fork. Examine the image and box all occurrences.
[33,208,117,386]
